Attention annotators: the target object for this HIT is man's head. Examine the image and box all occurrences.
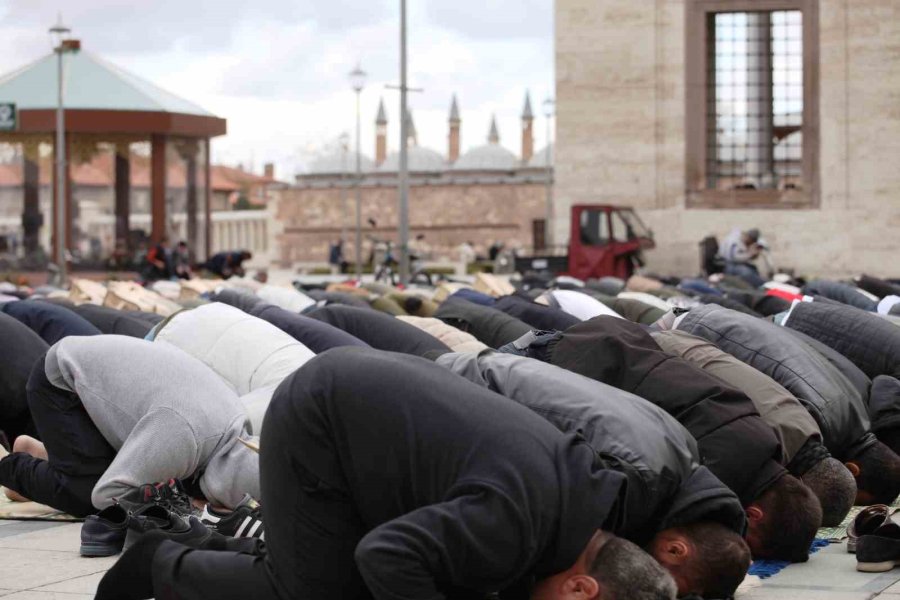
[530,530,676,600]
[240,250,253,261]
[742,228,761,245]
[846,441,900,505]
[802,457,857,526]
[745,474,821,562]
[649,522,750,598]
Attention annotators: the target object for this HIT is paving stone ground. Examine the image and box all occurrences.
[0,519,899,599]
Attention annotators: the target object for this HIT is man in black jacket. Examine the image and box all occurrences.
[0,312,47,442]
[1,300,100,345]
[435,297,533,348]
[679,303,900,506]
[308,305,450,357]
[505,316,822,563]
[97,348,677,600]
[437,351,750,598]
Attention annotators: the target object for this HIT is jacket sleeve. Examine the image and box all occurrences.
[355,485,536,600]
[91,409,201,509]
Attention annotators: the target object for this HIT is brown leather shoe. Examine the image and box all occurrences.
[848,504,891,553]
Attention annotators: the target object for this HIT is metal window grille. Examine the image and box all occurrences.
[707,10,803,191]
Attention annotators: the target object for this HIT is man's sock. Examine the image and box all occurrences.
[95,534,168,600]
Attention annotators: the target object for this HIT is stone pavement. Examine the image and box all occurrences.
[1,519,900,599]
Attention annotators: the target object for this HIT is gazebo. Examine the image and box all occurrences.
[0,40,226,262]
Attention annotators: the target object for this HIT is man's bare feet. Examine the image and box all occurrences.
[13,436,47,461]
[3,487,28,503]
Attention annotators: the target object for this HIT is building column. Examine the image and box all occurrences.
[178,139,199,258]
[204,138,212,260]
[22,155,41,255]
[150,134,167,242]
[114,145,131,253]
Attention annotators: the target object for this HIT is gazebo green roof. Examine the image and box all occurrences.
[0,51,214,116]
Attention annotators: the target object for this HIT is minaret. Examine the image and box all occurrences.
[405,109,418,146]
[448,95,461,163]
[375,98,388,166]
[521,91,534,162]
[488,115,500,144]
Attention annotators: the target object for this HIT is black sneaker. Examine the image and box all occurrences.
[81,505,129,557]
[115,479,199,519]
[857,522,900,572]
[200,495,264,540]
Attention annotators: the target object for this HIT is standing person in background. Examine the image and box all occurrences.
[328,239,346,274]
[719,227,765,287]
[142,236,171,282]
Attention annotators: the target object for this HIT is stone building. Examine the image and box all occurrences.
[554,0,900,277]
[276,95,554,265]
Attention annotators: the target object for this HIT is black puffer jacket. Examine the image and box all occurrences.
[493,295,580,332]
[435,298,532,348]
[436,351,746,544]
[2,300,101,344]
[784,301,900,379]
[802,280,877,312]
[546,316,786,506]
[678,304,878,460]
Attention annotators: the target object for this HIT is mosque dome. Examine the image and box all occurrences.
[453,143,519,171]
[528,143,554,168]
[379,146,446,172]
[307,152,375,175]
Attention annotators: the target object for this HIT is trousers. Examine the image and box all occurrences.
[0,358,115,517]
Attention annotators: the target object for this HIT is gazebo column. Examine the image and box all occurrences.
[177,139,199,258]
[114,145,131,253]
[150,134,167,242]
[204,138,212,260]
[51,133,74,259]
[22,156,41,254]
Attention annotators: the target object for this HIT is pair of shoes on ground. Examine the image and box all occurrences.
[848,504,900,572]
[81,480,263,557]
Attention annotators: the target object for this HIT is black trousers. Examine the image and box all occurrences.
[151,378,371,600]
[0,357,115,517]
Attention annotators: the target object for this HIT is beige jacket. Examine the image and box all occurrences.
[396,316,488,353]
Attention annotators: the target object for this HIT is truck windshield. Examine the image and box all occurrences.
[579,209,610,246]
[614,209,651,240]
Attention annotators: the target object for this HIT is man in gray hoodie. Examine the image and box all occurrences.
[0,335,259,517]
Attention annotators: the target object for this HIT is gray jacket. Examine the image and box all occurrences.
[46,335,259,509]
[677,304,877,460]
[436,351,746,544]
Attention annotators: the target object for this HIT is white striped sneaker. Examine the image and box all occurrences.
[200,495,264,540]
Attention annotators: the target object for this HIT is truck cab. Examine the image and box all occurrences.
[515,204,654,280]
[568,204,655,280]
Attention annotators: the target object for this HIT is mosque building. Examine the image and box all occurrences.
[276,93,553,265]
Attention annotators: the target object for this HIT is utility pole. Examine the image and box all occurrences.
[398,0,410,285]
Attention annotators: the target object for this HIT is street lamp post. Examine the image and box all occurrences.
[398,0,410,286]
[49,17,72,285]
[338,133,350,271]
[542,97,554,251]
[349,64,367,279]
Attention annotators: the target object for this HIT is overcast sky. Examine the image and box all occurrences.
[0,0,554,179]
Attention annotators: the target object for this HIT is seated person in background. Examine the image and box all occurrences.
[142,235,171,282]
[173,241,193,280]
[437,350,750,598]
[205,250,252,279]
[96,348,678,600]
[719,227,765,287]
[0,336,259,519]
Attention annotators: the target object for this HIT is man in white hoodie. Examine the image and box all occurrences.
[0,335,259,518]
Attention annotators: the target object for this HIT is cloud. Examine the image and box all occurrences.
[0,0,554,180]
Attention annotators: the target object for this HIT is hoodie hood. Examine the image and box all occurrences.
[658,466,747,535]
[200,423,261,508]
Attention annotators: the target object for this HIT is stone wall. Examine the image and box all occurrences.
[275,181,548,265]
[555,0,900,278]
